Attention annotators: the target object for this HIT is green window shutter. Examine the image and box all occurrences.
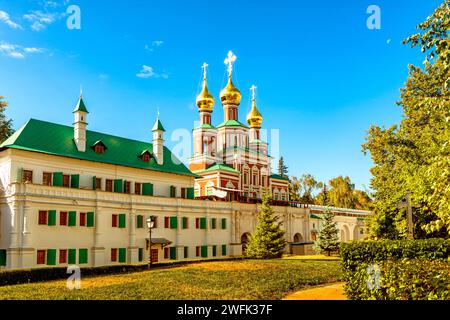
[138,248,143,262]
[184,247,188,259]
[142,183,153,196]
[182,217,188,229]
[92,176,97,189]
[187,187,195,199]
[68,211,77,226]
[53,172,63,186]
[119,213,126,228]
[201,246,208,258]
[0,250,7,266]
[170,247,177,260]
[47,210,56,226]
[170,185,176,198]
[211,218,217,229]
[170,216,178,229]
[47,249,57,266]
[222,245,227,256]
[68,249,76,264]
[79,249,88,264]
[87,212,95,227]
[114,179,123,193]
[212,245,217,257]
[221,218,227,229]
[137,215,143,228]
[119,248,126,263]
[70,174,80,188]
[200,217,207,230]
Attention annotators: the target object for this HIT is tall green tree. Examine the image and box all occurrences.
[314,210,339,256]
[245,193,287,259]
[289,174,323,203]
[0,96,13,143]
[277,156,288,179]
[362,0,450,238]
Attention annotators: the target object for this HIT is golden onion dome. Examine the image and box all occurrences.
[220,76,241,105]
[247,97,263,128]
[196,77,215,112]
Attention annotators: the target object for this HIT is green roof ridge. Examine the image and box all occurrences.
[217,119,249,129]
[193,163,239,174]
[270,173,290,181]
[1,119,195,177]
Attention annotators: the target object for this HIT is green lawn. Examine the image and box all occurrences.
[0,259,342,300]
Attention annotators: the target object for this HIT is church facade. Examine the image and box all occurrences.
[189,52,290,203]
[0,52,370,270]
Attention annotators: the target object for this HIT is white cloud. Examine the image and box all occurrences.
[136,65,168,79]
[23,10,63,31]
[0,10,23,29]
[0,41,45,59]
[145,40,164,52]
[98,74,109,80]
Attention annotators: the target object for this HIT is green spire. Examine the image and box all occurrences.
[73,95,89,113]
[152,112,165,132]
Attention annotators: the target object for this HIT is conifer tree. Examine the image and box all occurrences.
[314,210,339,256]
[277,156,288,179]
[245,193,287,259]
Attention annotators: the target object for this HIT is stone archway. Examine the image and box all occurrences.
[353,225,360,241]
[340,225,350,242]
[241,232,251,254]
[293,233,303,243]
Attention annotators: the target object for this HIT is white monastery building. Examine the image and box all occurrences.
[0,52,370,270]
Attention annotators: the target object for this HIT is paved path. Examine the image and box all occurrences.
[283,282,347,300]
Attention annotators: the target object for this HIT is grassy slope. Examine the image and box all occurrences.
[0,259,342,300]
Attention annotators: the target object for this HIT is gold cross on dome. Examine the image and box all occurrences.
[201,62,208,80]
[250,85,257,100]
[224,50,237,77]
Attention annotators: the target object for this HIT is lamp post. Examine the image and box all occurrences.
[146,217,155,270]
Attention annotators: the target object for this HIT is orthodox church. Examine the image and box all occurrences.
[189,51,289,202]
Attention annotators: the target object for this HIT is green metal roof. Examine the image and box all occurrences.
[193,163,239,175]
[217,119,249,129]
[0,119,196,177]
[152,117,166,132]
[270,173,290,181]
[73,96,89,113]
[193,123,216,130]
[310,214,322,220]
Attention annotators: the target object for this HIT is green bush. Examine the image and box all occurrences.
[340,239,450,300]
[345,259,450,300]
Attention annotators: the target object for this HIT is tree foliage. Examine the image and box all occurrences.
[0,96,13,143]
[362,0,450,238]
[289,174,323,203]
[245,193,287,259]
[315,176,372,210]
[277,156,288,179]
[314,210,339,256]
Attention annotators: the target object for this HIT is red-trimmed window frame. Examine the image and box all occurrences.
[196,246,200,257]
[112,214,118,228]
[164,217,170,228]
[38,210,48,225]
[79,212,87,227]
[37,250,46,264]
[59,249,68,264]
[111,248,117,262]
[195,218,200,229]
[60,211,68,226]
[164,247,169,259]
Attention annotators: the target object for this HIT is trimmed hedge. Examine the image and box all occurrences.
[340,239,450,300]
[0,257,244,287]
[346,259,450,300]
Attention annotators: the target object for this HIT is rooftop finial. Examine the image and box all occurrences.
[224,50,237,78]
[80,84,83,98]
[201,62,208,80]
[250,85,257,101]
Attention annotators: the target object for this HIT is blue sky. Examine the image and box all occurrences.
[0,0,443,191]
